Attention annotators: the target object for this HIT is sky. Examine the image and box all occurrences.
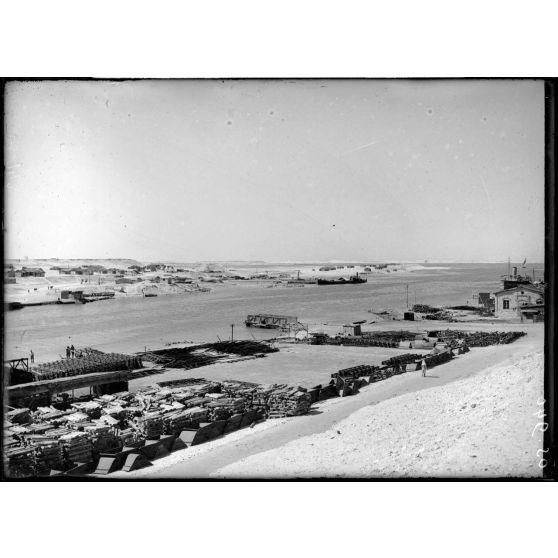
[4,79,545,263]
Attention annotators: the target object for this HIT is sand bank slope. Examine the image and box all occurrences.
[214,350,544,478]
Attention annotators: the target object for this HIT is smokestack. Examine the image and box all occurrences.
[512,266,517,278]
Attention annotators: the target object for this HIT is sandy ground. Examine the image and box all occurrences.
[130,343,433,391]
[215,350,544,478]
[115,322,543,478]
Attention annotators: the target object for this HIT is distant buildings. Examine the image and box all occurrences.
[19,267,45,277]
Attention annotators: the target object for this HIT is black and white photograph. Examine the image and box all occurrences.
[2,78,551,480]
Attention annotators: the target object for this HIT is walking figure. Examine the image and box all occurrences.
[30,350,34,364]
[66,346,70,358]
[421,358,427,377]
[70,344,75,358]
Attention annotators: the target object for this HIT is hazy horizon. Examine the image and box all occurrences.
[5,79,545,263]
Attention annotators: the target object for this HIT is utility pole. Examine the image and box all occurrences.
[231,324,234,341]
[406,284,409,309]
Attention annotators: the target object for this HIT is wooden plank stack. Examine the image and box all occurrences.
[59,432,94,466]
[34,439,63,474]
[206,398,246,421]
[4,446,37,478]
[267,387,311,418]
[134,412,164,439]
[7,408,31,424]
[84,425,121,454]
[162,409,201,434]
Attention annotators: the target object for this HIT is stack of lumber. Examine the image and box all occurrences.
[368,368,396,383]
[335,364,376,378]
[418,349,453,369]
[59,432,94,465]
[85,425,121,454]
[4,446,37,478]
[118,427,142,447]
[412,304,442,313]
[134,412,164,438]
[29,351,143,381]
[382,354,422,366]
[267,387,311,418]
[206,398,246,421]
[7,408,31,424]
[435,329,526,347]
[182,396,210,408]
[181,406,208,424]
[66,412,90,424]
[72,401,102,419]
[162,411,190,434]
[35,439,63,473]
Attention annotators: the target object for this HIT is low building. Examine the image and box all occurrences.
[20,267,45,277]
[493,285,544,321]
[343,324,362,336]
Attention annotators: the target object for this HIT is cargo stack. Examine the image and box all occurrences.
[85,425,121,454]
[4,446,37,478]
[206,398,246,421]
[59,432,94,466]
[135,412,164,439]
[35,439,63,474]
[163,409,198,434]
[267,387,311,418]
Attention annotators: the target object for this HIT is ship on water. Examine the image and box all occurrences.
[317,273,367,285]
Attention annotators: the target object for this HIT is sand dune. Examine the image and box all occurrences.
[214,350,544,478]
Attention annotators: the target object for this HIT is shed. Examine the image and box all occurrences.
[343,324,362,337]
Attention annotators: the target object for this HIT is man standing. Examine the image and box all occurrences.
[29,350,34,364]
[421,358,427,377]
[70,344,75,358]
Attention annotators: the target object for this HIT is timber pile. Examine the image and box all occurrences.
[419,349,453,369]
[423,310,454,321]
[412,304,442,313]
[335,365,376,378]
[146,341,277,370]
[59,432,93,465]
[312,335,398,348]
[29,351,143,381]
[134,412,164,438]
[267,387,311,418]
[365,330,420,342]
[35,439,63,473]
[4,446,37,478]
[206,398,246,421]
[382,354,422,366]
[162,410,195,434]
[72,401,102,419]
[434,330,526,347]
[207,340,278,356]
[7,408,31,424]
[84,425,120,454]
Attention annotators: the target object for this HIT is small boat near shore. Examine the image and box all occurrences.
[317,273,367,285]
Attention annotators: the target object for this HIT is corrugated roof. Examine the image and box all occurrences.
[494,285,544,296]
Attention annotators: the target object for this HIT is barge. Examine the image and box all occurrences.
[245,314,298,329]
[317,273,367,285]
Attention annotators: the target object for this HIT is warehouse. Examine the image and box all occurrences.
[493,285,544,321]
